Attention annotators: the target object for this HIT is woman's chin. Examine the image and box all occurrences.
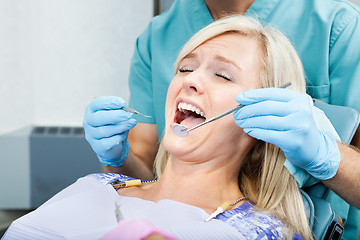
[163,135,196,159]
[164,138,186,155]
[163,122,209,159]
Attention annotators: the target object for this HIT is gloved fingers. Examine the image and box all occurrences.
[235,109,316,132]
[86,109,133,127]
[233,100,292,120]
[86,119,137,139]
[241,128,297,152]
[243,127,321,166]
[88,96,126,112]
[235,88,302,105]
[91,133,128,159]
[235,115,296,131]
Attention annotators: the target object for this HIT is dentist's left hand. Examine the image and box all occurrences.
[233,88,340,180]
[83,96,137,167]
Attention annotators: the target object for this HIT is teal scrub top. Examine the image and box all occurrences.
[129,0,360,138]
[128,0,360,238]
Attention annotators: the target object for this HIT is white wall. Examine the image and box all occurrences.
[0,0,153,135]
[0,1,34,135]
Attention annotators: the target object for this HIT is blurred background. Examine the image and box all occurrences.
[0,0,359,237]
[0,0,174,235]
[0,0,175,135]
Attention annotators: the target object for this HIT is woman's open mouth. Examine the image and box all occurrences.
[174,102,206,129]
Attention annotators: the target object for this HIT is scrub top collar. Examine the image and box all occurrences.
[189,0,281,24]
[188,0,213,32]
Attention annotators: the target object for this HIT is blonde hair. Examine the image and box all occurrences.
[155,15,312,239]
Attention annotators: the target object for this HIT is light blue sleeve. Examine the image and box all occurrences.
[128,23,156,124]
[329,10,360,112]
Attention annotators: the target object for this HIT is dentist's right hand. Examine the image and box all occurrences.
[83,96,137,167]
[233,88,340,180]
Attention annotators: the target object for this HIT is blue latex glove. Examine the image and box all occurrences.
[234,88,340,180]
[83,96,137,167]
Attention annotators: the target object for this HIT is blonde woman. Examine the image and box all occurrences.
[4,15,316,239]
[153,15,312,239]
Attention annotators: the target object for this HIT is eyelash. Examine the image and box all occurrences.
[216,72,231,81]
[179,68,231,81]
[178,68,193,73]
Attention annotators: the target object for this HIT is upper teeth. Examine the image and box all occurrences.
[178,102,205,117]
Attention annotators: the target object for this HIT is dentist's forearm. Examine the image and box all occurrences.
[103,122,159,180]
[322,142,360,209]
[103,151,154,180]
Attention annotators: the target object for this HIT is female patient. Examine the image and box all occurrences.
[4,16,313,239]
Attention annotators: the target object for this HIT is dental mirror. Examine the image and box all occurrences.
[173,124,189,137]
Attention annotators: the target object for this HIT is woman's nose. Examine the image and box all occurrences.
[182,71,205,95]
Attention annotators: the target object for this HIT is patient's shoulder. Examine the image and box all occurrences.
[217,201,302,239]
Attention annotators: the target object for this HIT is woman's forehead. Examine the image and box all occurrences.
[183,33,262,70]
[191,33,259,57]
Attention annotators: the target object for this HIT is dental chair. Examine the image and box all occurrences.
[301,100,360,240]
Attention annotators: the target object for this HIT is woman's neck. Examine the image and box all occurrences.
[205,0,255,20]
[149,158,244,213]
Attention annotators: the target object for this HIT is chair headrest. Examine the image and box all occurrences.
[314,100,360,144]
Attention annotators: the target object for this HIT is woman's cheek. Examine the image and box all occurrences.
[165,80,178,104]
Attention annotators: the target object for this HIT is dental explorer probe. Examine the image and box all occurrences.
[90,96,151,118]
[173,82,291,137]
[123,107,151,118]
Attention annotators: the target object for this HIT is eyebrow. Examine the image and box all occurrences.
[182,52,197,60]
[214,55,242,71]
[182,52,241,71]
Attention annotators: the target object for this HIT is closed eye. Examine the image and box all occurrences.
[215,72,231,81]
[179,68,194,73]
